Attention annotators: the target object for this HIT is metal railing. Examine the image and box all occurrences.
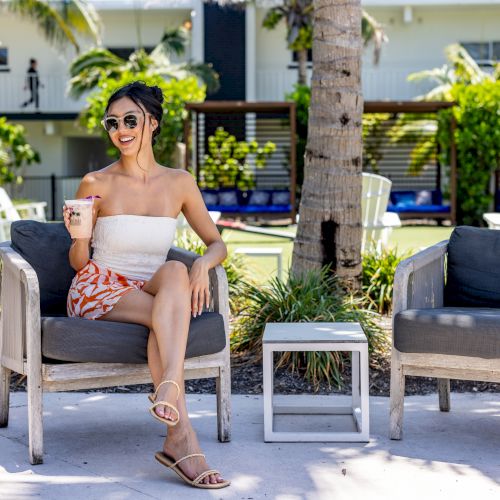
[5,175,82,220]
[256,67,435,101]
[0,73,87,113]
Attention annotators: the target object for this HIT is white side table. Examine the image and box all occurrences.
[263,322,369,442]
[234,247,283,280]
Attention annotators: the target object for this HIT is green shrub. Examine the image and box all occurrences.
[362,247,411,315]
[198,127,276,190]
[231,264,384,389]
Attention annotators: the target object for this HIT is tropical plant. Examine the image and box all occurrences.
[0,117,40,185]
[390,44,500,177]
[67,27,219,99]
[291,0,363,286]
[231,264,384,388]
[408,43,498,101]
[362,247,411,315]
[263,1,387,85]
[446,81,500,225]
[79,71,205,165]
[198,127,276,190]
[0,0,102,53]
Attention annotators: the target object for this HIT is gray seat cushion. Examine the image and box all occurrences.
[445,226,500,308]
[394,307,500,359]
[42,312,226,363]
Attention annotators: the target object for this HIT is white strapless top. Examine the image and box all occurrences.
[91,214,177,281]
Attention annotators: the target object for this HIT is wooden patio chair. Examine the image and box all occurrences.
[0,220,231,465]
[390,226,500,439]
[0,187,47,241]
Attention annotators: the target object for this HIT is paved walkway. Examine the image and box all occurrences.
[0,392,499,499]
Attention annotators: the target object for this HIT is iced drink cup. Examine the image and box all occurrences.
[65,199,94,239]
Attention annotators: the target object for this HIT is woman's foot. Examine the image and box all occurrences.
[163,424,227,486]
[151,379,180,424]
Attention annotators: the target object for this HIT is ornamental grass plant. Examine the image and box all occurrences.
[231,264,385,389]
[362,247,412,315]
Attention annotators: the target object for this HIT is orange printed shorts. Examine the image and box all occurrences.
[67,260,146,320]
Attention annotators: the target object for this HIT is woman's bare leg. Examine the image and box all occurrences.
[100,262,225,484]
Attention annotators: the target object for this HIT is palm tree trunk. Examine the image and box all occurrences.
[291,0,363,288]
[297,48,308,85]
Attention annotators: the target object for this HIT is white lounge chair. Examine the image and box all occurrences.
[362,172,401,253]
[0,187,47,241]
[483,213,500,229]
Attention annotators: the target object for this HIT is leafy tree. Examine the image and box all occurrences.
[68,27,219,99]
[0,117,40,185]
[0,0,102,53]
[80,72,205,166]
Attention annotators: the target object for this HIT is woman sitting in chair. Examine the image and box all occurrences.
[62,81,229,489]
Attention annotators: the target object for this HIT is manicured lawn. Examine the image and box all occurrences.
[220,224,455,283]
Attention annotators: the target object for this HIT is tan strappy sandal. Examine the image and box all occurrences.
[149,380,180,426]
[155,451,231,489]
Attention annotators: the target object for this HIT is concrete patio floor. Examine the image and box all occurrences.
[0,392,499,499]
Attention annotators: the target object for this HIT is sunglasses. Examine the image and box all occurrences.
[101,112,149,133]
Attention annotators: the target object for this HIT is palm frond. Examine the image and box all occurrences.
[63,0,103,45]
[445,43,492,84]
[5,0,79,51]
[183,62,220,94]
[362,9,388,66]
[158,27,187,57]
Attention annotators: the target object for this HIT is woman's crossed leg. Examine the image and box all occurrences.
[100,260,225,485]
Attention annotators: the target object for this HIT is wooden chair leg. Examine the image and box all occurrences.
[438,378,450,412]
[389,351,405,440]
[27,370,44,465]
[0,365,11,428]
[216,359,231,443]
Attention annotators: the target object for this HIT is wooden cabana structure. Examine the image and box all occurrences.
[184,100,457,225]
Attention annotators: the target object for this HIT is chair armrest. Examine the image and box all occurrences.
[0,245,41,375]
[393,240,448,320]
[166,245,230,351]
[166,245,200,269]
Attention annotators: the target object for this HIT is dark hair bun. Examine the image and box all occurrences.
[151,86,164,104]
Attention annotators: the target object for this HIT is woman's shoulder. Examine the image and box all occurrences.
[81,164,117,185]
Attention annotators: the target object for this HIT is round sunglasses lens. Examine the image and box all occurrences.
[124,115,138,128]
[104,118,118,131]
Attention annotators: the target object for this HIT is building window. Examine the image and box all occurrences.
[461,41,499,67]
[0,47,8,68]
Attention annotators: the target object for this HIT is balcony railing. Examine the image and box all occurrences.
[0,73,87,114]
[256,67,435,101]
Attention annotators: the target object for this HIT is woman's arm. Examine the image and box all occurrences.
[64,173,102,272]
[179,172,228,316]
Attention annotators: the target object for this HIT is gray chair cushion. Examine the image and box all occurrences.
[11,220,75,315]
[42,312,226,363]
[444,226,500,308]
[394,307,500,359]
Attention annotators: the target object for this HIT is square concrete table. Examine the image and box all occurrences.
[263,322,369,442]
